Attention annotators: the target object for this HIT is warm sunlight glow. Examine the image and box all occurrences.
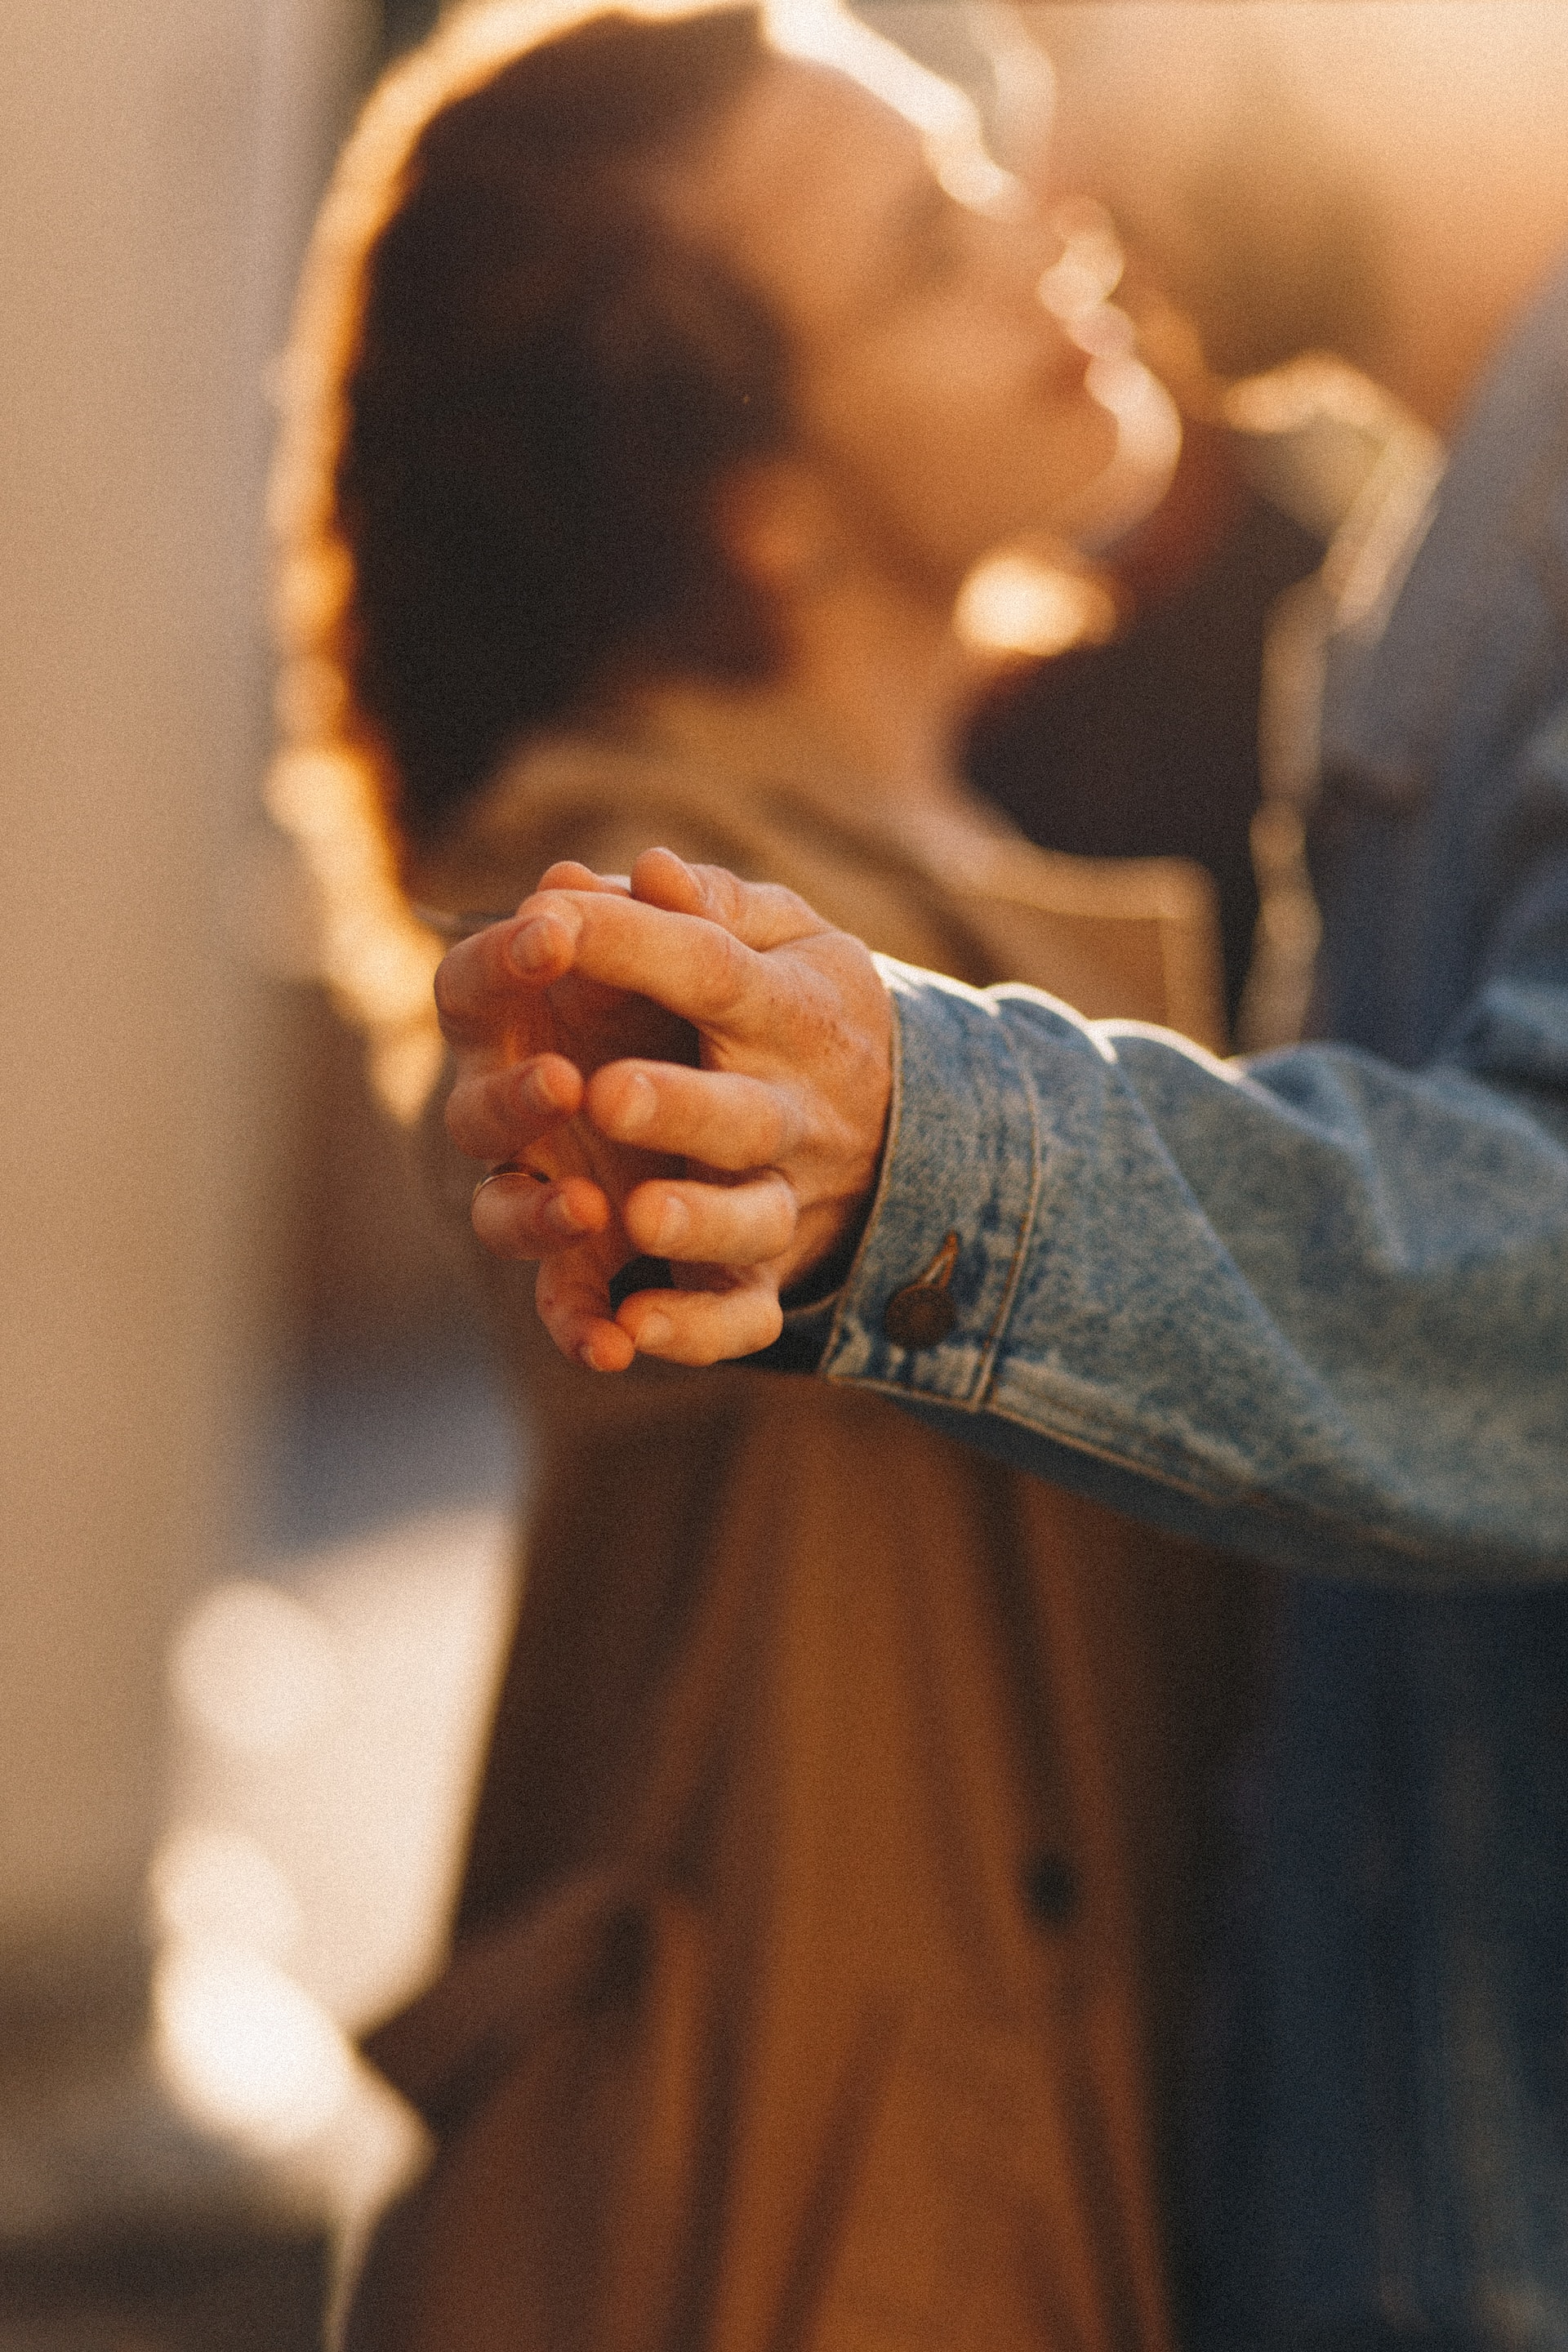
[765,0,1022,214]
[1036,198,1181,543]
[955,551,1119,658]
[149,1825,304,1969]
[1039,195,1125,320]
[154,1940,354,2154]
[171,1581,342,1757]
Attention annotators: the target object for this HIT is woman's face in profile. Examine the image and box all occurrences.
[665,53,1120,592]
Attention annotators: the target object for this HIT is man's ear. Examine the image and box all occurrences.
[712,457,844,595]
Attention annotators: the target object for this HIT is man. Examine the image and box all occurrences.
[438,9,1568,2345]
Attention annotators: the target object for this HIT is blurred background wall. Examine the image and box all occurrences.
[0,0,1380,2184]
[0,0,373,2150]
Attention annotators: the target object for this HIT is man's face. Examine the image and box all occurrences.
[665,56,1120,593]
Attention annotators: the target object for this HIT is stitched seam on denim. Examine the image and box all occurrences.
[844,1377,1554,1577]
[817,965,908,1369]
[972,1005,1045,1405]
[979,1386,1547,1570]
[871,1372,1257,1503]
[978,1392,1559,1570]
[983,1378,1437,1535]
[853,1356,1471,1539]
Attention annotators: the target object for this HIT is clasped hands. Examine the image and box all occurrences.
[436,849,893,1370]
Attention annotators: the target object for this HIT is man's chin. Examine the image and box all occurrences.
[1053,372,1178,552]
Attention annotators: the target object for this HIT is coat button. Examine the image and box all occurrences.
[881,1231,960,1349]
[1022,1853,1079,1927]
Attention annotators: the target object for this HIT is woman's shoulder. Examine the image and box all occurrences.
[408,732,792,915]
[408,730,964,967]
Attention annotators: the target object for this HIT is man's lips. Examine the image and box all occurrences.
[1036,336,1096,403]
[1065,299,1138,362]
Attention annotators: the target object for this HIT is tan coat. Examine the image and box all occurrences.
[346,740,1263,2352]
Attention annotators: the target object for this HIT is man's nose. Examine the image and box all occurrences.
[1037,198,1125,329]
[982,203,1074,321]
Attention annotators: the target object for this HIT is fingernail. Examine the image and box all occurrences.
[507,916,559,973]
[650,1196,688,1250]
[614,1071,657,1134]
[544,1193,585,1235]
[523,1063,563,1112]
[635,1312,673,1351]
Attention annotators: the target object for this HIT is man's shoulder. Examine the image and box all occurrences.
[1446,246,1568,532]
[1323,248,1568,786]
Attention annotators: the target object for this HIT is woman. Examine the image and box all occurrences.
[269,7,1258,2346]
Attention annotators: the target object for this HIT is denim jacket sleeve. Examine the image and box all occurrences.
[795,275,1568,1585]
[808,912,1568,1587]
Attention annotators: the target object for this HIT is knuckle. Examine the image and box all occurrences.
[698,925,750,1013]
[768,881,818,935]
[758,1089,793,1164]
[737,1178,788,1254]
[688,862,737,920]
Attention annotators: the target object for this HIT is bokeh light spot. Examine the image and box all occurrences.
[154,1940,352,2154]
[171,1580,341,1756]
[956,551,1119,657]
[148,1825,303,1967]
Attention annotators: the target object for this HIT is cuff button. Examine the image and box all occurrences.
[884,1285,957,1348]
[882,1231,960,1349]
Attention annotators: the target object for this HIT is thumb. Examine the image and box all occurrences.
[630,849,828,953]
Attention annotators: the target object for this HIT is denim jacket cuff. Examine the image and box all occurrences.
[817,960,1043,1405]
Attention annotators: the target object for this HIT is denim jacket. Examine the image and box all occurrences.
[808,262,1568,2345]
